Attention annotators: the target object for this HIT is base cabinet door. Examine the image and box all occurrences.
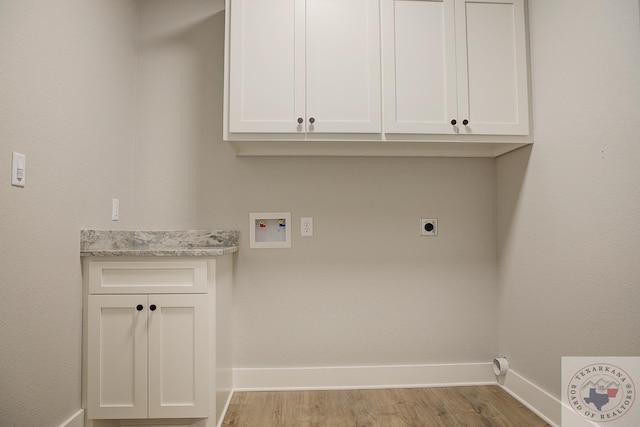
[148,294,209,418]
[87,294,208,420]
[87,295,148,419]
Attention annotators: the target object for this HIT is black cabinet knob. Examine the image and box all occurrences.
[297,117,303,124]
[309,117,315,124]
[462,119,469,125]
[450,119,457,125]
[136,304,143,311]
[150,304,157,311]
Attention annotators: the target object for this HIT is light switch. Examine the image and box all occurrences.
[112,199,119,221]
[11,152,26,187]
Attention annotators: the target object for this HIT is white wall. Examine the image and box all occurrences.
[211,157,500,369]
[133,0,500,372]
[0,1,138,425]
[497,0,640,399]
[133,0,225,228]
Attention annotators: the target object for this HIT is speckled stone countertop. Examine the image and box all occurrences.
[80,230,239,257]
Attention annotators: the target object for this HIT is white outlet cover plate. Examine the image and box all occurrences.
[112,199,120,221]
[301,217,313,236]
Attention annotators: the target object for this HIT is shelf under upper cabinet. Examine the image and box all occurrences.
[228,138,532,158]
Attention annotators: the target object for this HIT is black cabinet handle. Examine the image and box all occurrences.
[450,119,457,125]
[309,117,315,124]
[136,304,143,311]
[150,304,157,311]
[297,117,303,124]
[462,119,469,125]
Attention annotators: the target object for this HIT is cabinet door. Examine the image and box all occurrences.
[87,295,148,419]
[228,0,306,133]
[383,0,457,134]
[306,0,381,133]
[455,0,529,135]
[147,294,209,418]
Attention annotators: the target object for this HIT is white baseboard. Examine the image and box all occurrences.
[59,409,84,427]
[500,369,561,427]
[217,390,235,427]
[233,362,495,391]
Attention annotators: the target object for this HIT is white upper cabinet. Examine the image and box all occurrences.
[383,0,456,134]
[228,0,304,133]
[383,0,529,136]
[225,0,532,156]
[305,0,381,133]
[227,0,381,134]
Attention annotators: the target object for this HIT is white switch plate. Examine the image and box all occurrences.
[11,152,26,187]
[112,199,119,221]
[301,217,313,236]
[420,218,437,236]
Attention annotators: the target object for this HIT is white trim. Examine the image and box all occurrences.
[58,409,84,427]
[233,362,495,391]
[500,369,561,427]
[217,390,235,427]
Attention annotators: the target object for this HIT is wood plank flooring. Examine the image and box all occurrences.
[221,385,550,426]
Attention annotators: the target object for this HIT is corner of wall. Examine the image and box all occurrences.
[59,410,84,427]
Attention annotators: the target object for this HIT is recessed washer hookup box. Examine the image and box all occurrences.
[249,212,291,249]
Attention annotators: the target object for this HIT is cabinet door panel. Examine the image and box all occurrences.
[455,0,528,135]
[229,0,305,133]
[383,0,456,134]
[306,0,381,133]
[87,295,147,419]
[147,294,209,418]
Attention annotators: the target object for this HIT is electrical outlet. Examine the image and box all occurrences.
[301,217,313,236]
[420,218,437,236]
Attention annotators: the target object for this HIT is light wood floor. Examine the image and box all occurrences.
[221,385,550,426]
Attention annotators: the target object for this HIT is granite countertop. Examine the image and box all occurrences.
[80,230,239,257]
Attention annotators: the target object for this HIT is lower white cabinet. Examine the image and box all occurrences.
[87,294,208,420]
[82,255,234,427]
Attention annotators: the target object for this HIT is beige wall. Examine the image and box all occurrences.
[133,0,225,228]
[497,0,640,398]
[0,1,138,425]
[133,0,500,370]
[210,157,500,368]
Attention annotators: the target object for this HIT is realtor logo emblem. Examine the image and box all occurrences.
[567,362,636,423]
